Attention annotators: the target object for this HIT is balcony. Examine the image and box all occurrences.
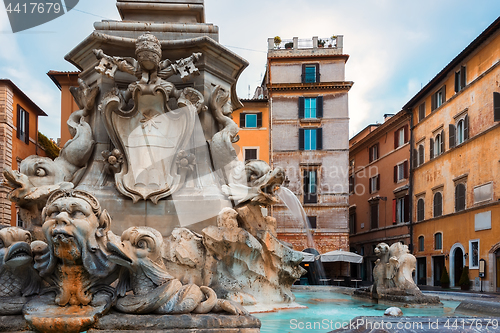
[267,36,344,56]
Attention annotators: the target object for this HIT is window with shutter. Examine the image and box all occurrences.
[370,203,379,229]
[304,129,317,150]
[16,105,29,144]
[418,144,424,166]
[349,212,356,234]
[392,199,397,224]
[433,192,443,217]
[418,103,425,122]
[316,128,323,150]
[303,169,318,204]
[430,138,434,159]
[303,64,317,83]
[440,129,445,154]
[418,236,424,251]
[298,97,305,119]
[455,183,466,212]
[464,115,469,140]
[299,128,305,150]
[349,175,355,194]
[494,92,500,122]
[307,216,317,229]
[244,148,258,161]
[455,66,467,92]
[449,124,456,148]
[239,113,245,127]
[434,233,443,250]
[417,198,425,222]
[412,149,418,169]
[316,96,323,118]
[304,98,317,118]
[256,112,262,127]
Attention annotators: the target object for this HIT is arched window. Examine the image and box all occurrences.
[418,236,424,252]
[417,198,425,221]
[434,232,443,250]
[455,183,466,212]
[433,192,443,217]
[418,144,424,166]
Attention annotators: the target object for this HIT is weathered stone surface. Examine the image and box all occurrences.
[92,312,261,331]
[384,307,403,317]
[455,299,500,317]
[361,242,441,306]
[0,313,261,332]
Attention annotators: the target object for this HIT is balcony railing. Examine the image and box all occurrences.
[268,36,343,51]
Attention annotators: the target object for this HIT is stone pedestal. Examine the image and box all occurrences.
[0,313,260,333]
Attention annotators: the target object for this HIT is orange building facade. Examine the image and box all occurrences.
[349,111,411,281]
[0,79,48,226]
[47,71,80,147]
[232,98,270,163]
[405,17,500,291]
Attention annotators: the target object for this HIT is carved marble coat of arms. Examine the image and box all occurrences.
[95,33,205,203]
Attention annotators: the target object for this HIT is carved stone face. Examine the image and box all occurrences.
[107,227,164,271]
[374,243,389,258]
[0,227,32,269]
[137,50,160,71]
[42,197,98,262]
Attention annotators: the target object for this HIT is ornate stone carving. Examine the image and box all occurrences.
[361,242,440,305]
[0,227,40,315]
[107,226,247,315]
[3,80,97,233]
[222,160,285,206]
[25,189,119,333]
[95,33,205,203]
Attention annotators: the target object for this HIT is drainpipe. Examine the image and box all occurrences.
[407,109,414,253]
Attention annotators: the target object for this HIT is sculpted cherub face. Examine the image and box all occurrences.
[42,197,98,262]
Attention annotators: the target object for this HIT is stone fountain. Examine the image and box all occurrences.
[354,242,440,306]
[0,1,305,332]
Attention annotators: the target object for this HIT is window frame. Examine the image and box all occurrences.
[417,198,425,222]
[469,239,479,269]
[243,147,259,161]
[303,168,318,204]
[369,143,379,162]
[370,202,379,229]
[369,174,380,194]
[418,235,425,252]
[432,86,446,111]
[304,97,317,119]
[16,105,29,145]
[239,112,262,128]
[434,232,443,250]
[433,191,443,217]
[418,144,425,166]
[455,182,466,212]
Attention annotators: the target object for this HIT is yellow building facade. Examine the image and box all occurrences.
[405,17,500,291]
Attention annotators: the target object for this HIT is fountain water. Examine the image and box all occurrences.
[277,187,327,285]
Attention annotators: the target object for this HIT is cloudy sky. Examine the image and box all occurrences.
[0,0,499,140]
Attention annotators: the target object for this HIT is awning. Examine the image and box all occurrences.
[301,251,316,263]
[319,250,363,264]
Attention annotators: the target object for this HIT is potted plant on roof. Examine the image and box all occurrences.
[274,36,282,49]
[458,266,471,290]
[440,266,450,289]
[317,38,326,48]
[329,35,337,48]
